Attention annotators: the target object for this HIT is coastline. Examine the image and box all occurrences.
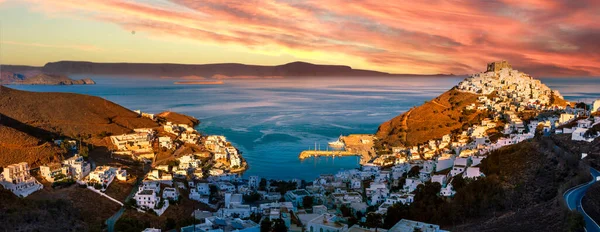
[173,81,224,85]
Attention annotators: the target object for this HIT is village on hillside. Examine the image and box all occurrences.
[2,61,600,232]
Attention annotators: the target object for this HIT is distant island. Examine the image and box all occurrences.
[1,70,95,85]
[1,61,455,78]
[173,81,224,85]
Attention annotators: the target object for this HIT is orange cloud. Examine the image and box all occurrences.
[18,0,600,76]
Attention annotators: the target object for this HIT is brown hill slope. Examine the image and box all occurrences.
[0,86,158,137]
[0,86,158,166]
[157,111,200,127]
[452,135,597,231]
[376,89,484,147]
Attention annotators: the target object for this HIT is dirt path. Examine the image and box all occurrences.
[430,99,450,108]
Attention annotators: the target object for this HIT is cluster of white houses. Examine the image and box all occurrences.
[366,62,600,207]
[205,135,243,169]
[110,128,156,161]
[40,154,91,182]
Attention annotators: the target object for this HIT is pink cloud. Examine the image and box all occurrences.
[19,0,600,76]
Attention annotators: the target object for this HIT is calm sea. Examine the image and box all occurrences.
[9,76,600,180]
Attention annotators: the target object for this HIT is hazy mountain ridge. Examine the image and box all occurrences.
[3,61,455,77]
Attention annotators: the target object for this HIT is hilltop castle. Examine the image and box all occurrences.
[486,60,512,73]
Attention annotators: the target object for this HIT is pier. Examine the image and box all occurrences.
[298,150,358,160]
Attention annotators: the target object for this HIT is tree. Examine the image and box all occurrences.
[565,210,585,232]
[272,218,288,232]
[383,203,409,228]
[364,213,383,229]
[115,217,148,232]
[80,145,89,158]
[260,218,272,232]
[249,212,262,223]
[452,175,466,191]
[356,211,364,220]
[339,204,352,217]
[209,184,218,201]
[259,178,267,191]
[575,102,588,110]
[243,192,262,203]
[303,196,314,209]
[165,217,176,230]
[408,166,420,177]
[348,217,359,227]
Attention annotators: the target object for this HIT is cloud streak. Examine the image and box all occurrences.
[1,40,103,52]
[17,0,600,76]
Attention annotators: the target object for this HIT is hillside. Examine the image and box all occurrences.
[380,135,593,231]
[453,135,595,231]
[0,186,120,232]
[0,86,158,166]
[376,89,483,147]
[376,61,568,148]
[157,111,200,127]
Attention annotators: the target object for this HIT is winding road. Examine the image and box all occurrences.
[564,168,600,232]
[106,163,149,232]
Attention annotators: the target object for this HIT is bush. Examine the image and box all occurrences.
[302,196,314,209]
[243,192,262,203]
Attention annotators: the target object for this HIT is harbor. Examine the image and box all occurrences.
[298,150,358,160]
[298,134,376,163]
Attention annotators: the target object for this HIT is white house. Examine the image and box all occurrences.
[577,119,592,129]
[0,162,43,197]
[464,167,484,179]
[572,127,594,142]
[40,163,69,182]
[135,188,160,209]
[389,219,442,232]
[306,214,348,232]
[158,136,173,149]
[592,100,600,112]
[431,175,447,186]
[559,113,575,125]
[62,154,91,180]
[162,187,179,201]
[197,183,211,195]
[248,176,260,189]
[403,178,423,193]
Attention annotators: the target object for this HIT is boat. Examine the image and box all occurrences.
[328,135,345,147]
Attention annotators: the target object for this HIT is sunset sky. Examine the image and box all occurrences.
[0,0,599,76]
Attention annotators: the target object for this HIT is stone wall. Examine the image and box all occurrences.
[487,61,512,72]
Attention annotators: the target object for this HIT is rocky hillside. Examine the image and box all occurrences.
[0,86,158,167]
[376,61,567,147]
[157,111,200,127]
[376,89,482,147]
[453,135,594,231]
